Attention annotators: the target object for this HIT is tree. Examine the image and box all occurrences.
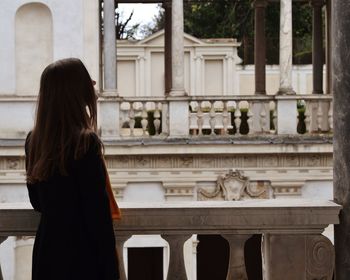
[115,9,140,40]
[100,0,141,40]
[146,0,313,64]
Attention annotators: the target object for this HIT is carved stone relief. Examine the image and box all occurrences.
[306,235,334,280]
[0,154,333,171]
[198,170,269,201]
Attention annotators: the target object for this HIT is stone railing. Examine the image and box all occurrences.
[0,200,341,280]
[99,94,333,140]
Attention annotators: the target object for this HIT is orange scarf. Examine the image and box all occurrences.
[102,158,121,220]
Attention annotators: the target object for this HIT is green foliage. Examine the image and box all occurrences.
[147,0,314,64]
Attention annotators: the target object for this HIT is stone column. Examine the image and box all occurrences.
[100,0,119,140]
[253,0,268,95]
[311,0,325,94]
[170,0,186,96]
[326,0,332,94]
[164,0,172,95]
[0,237,7,280]
[162,234,191,280]
[115,234,131,280]
[103,0,117,92]
[14,237,35,280]
[222,234,252,280]
[168,0,189,137]
[278,0,295,95]
[333,1,350,278]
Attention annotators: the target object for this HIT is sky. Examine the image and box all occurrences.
[118,4,160,38]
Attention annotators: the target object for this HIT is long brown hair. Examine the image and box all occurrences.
[26,58,102,183]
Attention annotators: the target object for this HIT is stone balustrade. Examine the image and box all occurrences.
[0,200,341,280]
[101,95,333,140]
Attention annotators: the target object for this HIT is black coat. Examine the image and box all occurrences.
[25,133,119,280]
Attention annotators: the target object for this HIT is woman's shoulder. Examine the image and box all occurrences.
[76,130,103,160]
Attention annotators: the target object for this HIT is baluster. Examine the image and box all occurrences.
[272,103,277,134]
[247,102,254,135]
[197,101,204,136]
[162,234,191,280]
[260,103,267,133]
[141,102,149,136]
[115,234,131,280]
[304,101,311,133]
[222,101,229,135]
[234,101,242,135]
[153,102,161,136]
[328,101,333,131]
[161,101,169,135]
[222,234,252,280]
[317,100,323,132]
[209,101,216,135]
[0,237,8,280]
[129,102,135,137]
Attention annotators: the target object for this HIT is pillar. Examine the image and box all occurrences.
[170,0,185,96]
[311,0,325,94]
[162,234,191,280]
[103,0,117,92]
[168,0,189,137]
[326,0,332,94]
[222,234,252,280]
[164,0,172,95]
[0,237,7,280]
[333,1,350,278]
[253,0,268,95]
[100,0,119,139]
[278,0,295,95]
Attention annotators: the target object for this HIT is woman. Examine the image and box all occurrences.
[25,58,119,280]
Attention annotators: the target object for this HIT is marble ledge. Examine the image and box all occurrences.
[0,199,341,210]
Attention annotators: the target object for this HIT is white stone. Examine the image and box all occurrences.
[277,98,297,134]
[279,0,294,94]
[98,98,120,140]
[168,101,189,137]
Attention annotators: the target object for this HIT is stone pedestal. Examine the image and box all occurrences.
[98,93,120,140]
[168,100,189,137]
[276,97,297,134]
[262,234,334,280]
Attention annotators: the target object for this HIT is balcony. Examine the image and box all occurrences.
[99,94,333,141]
[0,200,341,280]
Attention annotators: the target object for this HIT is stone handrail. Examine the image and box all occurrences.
[101,94,333,139]
[0,200,341,280]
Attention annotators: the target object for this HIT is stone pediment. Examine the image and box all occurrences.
[137,29,205,46]
[198,170,268,201]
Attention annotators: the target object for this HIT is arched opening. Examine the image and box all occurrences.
[15,3,53,95]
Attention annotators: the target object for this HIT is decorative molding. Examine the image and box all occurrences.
[103,154,332,170]
[198,170,268,201]
[271,182,304,198]
[306,235,334,280]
